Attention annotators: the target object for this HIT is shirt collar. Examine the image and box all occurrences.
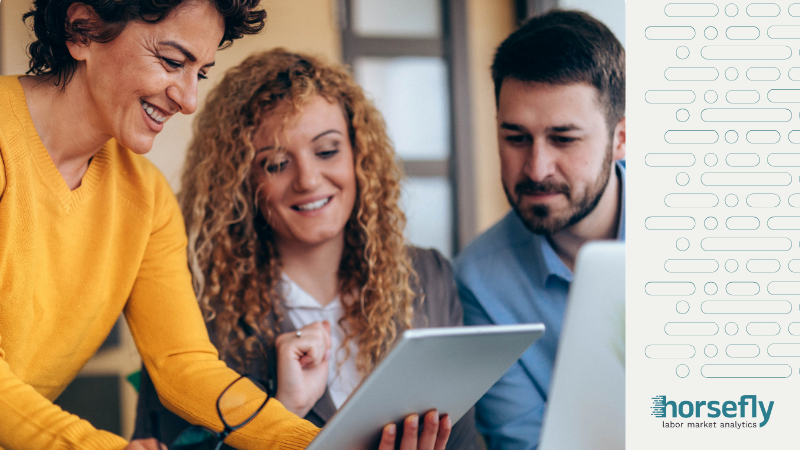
[280,274,341,311]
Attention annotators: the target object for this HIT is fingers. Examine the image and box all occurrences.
[378,411,450,450]
[377,423,398,450]
[434,414,452,450]
[417,410,439,450]
[276,321,330,368]
[399,414,419,450]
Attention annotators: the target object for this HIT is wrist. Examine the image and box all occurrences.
[274,391,311,418]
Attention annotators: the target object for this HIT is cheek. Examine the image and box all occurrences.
[342,167,357,200]
[561,149,603,190]
[499,148,523,181]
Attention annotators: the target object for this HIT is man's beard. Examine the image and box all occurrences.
[504,146,614,235]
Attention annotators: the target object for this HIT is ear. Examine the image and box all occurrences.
[611,116,626,161]
[64,3,98,62]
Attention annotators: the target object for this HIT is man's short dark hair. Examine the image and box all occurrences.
[492,9,625,129]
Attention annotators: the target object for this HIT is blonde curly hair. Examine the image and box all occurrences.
[180,48,417,375]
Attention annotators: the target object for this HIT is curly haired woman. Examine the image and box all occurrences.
[133,49,479,450]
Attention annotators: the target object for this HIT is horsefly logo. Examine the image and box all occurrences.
[651,395,774,427]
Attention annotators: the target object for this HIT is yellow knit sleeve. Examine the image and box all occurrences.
[123,174,318,450]
[0,356,128,449]
[1,149,6,198]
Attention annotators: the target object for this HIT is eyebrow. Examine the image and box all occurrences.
[254,129,343,153]
[160,41,216,68]
[500,122,583,133]
[313,130,342,141]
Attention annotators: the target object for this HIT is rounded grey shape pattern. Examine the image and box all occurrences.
[705,26,719,40]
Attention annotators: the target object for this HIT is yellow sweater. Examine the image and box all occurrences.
[0,76,318,450]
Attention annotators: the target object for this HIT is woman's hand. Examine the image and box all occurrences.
[124,438,167,450]
[274,321,332,417]
[378,410,452,450]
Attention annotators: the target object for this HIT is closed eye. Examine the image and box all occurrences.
[265,160,289,173]
[505,135,530,144]
[318,149,339,158]
[162,57,182,69]
[551,136,577,144]
[162,57,207,81]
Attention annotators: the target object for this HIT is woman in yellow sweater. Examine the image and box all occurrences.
[0,0,317,448]
[0,1,444,449]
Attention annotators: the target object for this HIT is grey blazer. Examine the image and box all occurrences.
[133,247,479,449]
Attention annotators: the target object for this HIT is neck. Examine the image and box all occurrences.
[277,234,345,307]
[20,71,112,190]
[548,165,621,272]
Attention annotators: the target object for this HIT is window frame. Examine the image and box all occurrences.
[339,0,476,253]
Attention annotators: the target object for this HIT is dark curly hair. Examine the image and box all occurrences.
[23,0,266,86]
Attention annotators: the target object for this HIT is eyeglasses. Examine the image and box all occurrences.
[155,374,269,450]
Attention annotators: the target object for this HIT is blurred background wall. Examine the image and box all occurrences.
[0,0,623,440]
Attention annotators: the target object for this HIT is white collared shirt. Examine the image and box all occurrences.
[280,275,362,409]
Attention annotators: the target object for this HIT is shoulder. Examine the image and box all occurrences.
[408,246,454,300]
[407,246,462,327]
[0,77,31,158]
[454,211,527,279]
[409,246,452,277]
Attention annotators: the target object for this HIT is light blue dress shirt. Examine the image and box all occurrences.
[454,161,625,450]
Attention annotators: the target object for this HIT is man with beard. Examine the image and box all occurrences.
[453,10,625,450]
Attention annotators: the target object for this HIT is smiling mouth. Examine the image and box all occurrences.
[292,197,332,211]
[141,100,166,124]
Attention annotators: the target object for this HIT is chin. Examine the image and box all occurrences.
[120,136,156,155]
[295,229,342,246]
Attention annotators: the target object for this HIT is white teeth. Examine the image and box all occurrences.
[296,197,330,211]
[141,101,165,124]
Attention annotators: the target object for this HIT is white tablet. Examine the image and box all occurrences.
[306,323,544,450]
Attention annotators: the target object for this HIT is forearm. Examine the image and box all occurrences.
[126,183,318,449]
[0,359,127,450]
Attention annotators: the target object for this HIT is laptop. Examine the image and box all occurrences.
[539,241,626,450]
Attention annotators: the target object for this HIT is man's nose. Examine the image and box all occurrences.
[523,140,557,182]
